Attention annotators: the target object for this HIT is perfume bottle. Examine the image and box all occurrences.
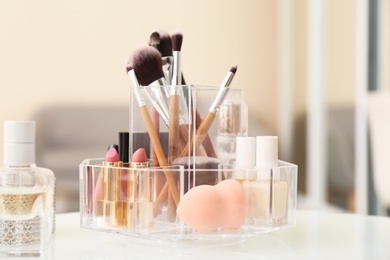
[0,121,56,257]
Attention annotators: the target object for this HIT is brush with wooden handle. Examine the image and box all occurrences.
[126,53,180,212]
[180,64,238,157]
[154,64,238,210]
[127,47,183,217]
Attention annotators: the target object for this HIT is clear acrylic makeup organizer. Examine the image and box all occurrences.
[79,85,298,240]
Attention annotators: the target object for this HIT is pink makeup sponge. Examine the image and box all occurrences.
[177,179,245,231]
[215,179,246,229]
[177,185,224,232]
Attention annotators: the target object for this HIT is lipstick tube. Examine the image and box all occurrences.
[127,160,151,229]
[96,157,124,228]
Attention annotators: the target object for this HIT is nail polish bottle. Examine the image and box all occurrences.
[242,136,288,225]
[0,121,56,257]
[234,136,256,183]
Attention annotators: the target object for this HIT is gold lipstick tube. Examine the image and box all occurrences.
[96,161,124,227]
[127,161,151,229]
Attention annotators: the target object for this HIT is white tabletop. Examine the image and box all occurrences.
[42,210,390,259]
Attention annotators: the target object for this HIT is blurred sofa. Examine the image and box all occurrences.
[31,103,268,213]
[31,104,130,212]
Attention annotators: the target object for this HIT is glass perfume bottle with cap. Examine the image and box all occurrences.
[0,121,56,257]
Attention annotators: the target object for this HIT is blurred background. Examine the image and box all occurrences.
[0,0,389,214]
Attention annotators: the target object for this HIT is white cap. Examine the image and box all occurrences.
[235,136,256,167]
[256,136,278,168]
[3,121,36,165]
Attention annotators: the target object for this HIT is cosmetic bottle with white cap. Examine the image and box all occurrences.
[234,136,256,182]
[0,121,56,257]
[242,136,288,225]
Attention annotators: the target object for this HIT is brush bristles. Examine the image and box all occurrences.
[129,46,164,86]
[158,31,173,57]
[126,64,133,73]
[149,31,160,50]
[171,32,183,52]
[230,64,238,74]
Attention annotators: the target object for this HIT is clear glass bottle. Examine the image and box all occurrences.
[0,121,55,257]
[217,91,248,165]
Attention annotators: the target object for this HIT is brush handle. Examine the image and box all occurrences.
[168,94,180,164]
[153,182,168,217]
[167,93,180,220]
[195,110,217,158]
[139,105,180,206]
[152,108,164,197]
[179,124,190,144]
[167,188,177,221]
[154,112,217,211]
[180,112,216,157]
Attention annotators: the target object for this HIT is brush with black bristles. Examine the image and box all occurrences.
[171,32,183,86]
[158,30,173,84]
[148,31,163,191]
[125,54,180,210]
[149,31,160,51]
[131,46,170,124]
[130,46,189,220]
[171,32,191,148]
[166,32,183,179]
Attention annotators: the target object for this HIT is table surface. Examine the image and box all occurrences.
[35,210,390,259]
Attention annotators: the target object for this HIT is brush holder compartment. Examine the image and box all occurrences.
[129,85,247,165]
[79,85,298,240]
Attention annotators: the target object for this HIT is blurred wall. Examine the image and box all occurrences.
[0,0,278,164]
[1,0,390,174]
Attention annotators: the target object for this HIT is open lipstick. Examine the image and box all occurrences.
[95,147,124,227]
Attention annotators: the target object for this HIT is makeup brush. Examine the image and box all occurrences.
[130,46,165,86]
[148,31,163,194]
[168,32,184,164]
[154,65,239,209]
[171,32,192,150]
[149,31,160,51]
[158,31,173,84]
[126,61,180,207]
[180,64,238,157]
[167,32,186,221]
[130,46,181,219]
[130,46,170,125]
[171,32,214,157]
[171,32,183,86]
[159,31,173,59]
